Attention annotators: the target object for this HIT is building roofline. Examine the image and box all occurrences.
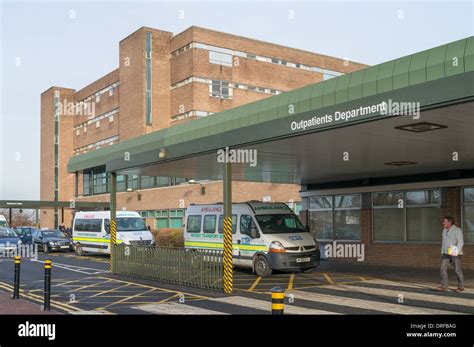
[119,26,173,44]
[174,25,367,67]
[74,68,120,96]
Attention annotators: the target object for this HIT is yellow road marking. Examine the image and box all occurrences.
[0,282,81,312]
[248,276,262,291]
[81,283,131,302]
[288,273,295,290]
[323,273,335,285]
[98,276,208,300]
[96,287,157,310]
[156,293,180,304]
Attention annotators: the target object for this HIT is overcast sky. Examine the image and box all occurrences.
[0,0,472,201]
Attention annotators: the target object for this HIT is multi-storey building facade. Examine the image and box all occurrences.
[40,26,367,229]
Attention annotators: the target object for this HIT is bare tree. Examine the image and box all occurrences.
[0,209,35,228]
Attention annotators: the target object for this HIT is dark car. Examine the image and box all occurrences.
[0,227,21,255]
[14,226,38,245]
[32,229,73,253]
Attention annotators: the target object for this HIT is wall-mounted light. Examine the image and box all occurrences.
[159,147,167,159]
[126,188,142,201]
[189,179,206,195]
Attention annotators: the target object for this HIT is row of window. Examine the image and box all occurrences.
[73,135,119,156]
[187,214,241,234]
[309,188,474,243]
[82,170,189,196]
[170,76,283,98]
[171,110,213,122]
[170,41,345,80]
[73,108,118,132]
[77,81,119,105]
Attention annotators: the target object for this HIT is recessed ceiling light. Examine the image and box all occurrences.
[395,122,447,133]
[384,161,417,166]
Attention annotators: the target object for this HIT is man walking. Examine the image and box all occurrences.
[437,216,464,292]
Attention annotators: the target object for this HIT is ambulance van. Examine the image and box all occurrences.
[72,211,154,256]
[184,201,320,276]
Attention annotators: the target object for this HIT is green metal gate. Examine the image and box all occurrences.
[111,244,224,291]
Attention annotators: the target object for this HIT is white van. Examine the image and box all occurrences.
[184,201,320,276]
[72,211,154,256]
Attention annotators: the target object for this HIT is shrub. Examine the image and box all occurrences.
[152,228,184,248]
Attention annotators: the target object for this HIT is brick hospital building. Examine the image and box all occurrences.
[40,26,365,230]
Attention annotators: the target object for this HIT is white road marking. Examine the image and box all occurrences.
[29,258,108,274]
[287,289,464,315]
[210,296,340,315]
[327,283,474,308]
[133,302,228,315]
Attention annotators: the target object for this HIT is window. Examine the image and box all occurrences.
[156,177,171,187]
[210,80,232,99]
[83,170,92,196]
[186,215,202,233]
[127,175,139,190]
[203,215,217,233]
[240,215,256,236]
[373,189,442,242]
[218,215,237,234]
[75,219,102,233]
[462,187,474,243]
[145,32,152,125]
[334,195,361,240]
[140,176,155,189]
[209,51,232,67]
[117,175,126,192]
[93,169,108,194]
[309,194,361,240]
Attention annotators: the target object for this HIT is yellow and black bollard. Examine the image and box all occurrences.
[271,286,285,315]
[43,259,52,311]
[12,256,21,299]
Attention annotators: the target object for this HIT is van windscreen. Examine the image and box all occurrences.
[117,217,147,232]
[255,214,306,234]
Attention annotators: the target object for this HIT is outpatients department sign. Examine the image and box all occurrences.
[290,99,420,132]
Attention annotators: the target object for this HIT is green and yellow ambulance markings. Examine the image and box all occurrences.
[184,241,267,251]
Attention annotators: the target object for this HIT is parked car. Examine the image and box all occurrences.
[32,229,73,253]
[0,227,21,255]
[14,226,38,245]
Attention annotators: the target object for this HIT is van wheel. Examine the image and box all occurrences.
[254,256,272,277]
[75,244,84,256]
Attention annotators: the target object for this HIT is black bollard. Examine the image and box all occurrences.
[43,259,52,311]
[12,256,21,299]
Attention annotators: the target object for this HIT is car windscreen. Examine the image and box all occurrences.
[42,230,65,238]
[0,228,18,238]
[116,217,147,232]
[254,214,306,234]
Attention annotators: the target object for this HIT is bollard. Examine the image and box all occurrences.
[12,256,21,299]
[271,286,284,315]
[43,259,52,311]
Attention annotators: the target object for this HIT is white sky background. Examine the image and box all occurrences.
[0,0,472,200]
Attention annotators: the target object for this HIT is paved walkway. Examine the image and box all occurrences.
[317,260,474,288]
[0,291,58,314]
